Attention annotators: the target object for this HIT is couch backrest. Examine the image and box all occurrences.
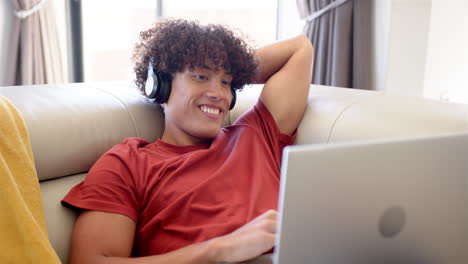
[1,82,467,263]
[0,83,163,181]
[1,82,164,262]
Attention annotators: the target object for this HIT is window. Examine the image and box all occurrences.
[81,0,157,82]
[80,0,278,83]
[162,0,278,47]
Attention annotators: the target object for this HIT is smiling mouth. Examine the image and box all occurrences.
[199,105,222,115]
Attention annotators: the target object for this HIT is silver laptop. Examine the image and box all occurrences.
[274,133,468,264]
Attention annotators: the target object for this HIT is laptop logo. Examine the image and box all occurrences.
[378,206,406,238]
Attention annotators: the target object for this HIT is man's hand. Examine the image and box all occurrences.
[209,210,278,263]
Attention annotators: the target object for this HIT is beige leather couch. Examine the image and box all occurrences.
[1,82,467,263]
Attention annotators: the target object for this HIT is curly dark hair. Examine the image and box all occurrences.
[132,19,258,93]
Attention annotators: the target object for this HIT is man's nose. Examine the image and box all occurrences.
[206,81,226,100]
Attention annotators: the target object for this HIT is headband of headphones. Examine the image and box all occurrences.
[144,61,237,110]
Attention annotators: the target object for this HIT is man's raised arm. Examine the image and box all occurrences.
[254,35,314,135]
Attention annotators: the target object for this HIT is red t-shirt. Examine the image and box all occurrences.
[62,100,295,256]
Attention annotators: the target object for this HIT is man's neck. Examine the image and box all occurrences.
[160,130,210,146]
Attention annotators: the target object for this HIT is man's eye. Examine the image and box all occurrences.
[222,80,231,87]
[195,75,207,80]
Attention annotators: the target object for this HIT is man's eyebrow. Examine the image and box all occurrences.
[200,64,212,70]
[198,64,232,76]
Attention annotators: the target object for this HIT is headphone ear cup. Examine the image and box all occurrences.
[145,61,171,104]
[154,72,171,104]
[145,68,159,99]
[229,89,236,110]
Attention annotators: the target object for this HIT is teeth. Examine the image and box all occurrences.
[200,105,220,115]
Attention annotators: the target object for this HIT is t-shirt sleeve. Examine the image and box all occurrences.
[233,99,296,164]
[61,139,142,222]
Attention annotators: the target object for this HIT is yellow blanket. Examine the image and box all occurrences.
[0,96,60,263]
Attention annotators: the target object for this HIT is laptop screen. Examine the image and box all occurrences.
[275,133,468,264]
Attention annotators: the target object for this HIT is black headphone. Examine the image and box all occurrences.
[144,61,237,110]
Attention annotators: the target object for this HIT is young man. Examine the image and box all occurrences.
[62,19,313,264]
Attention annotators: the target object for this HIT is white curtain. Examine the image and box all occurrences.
[6,0,67,86]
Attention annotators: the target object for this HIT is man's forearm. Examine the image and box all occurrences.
[82,239,219,264]
[72,210,277,264]
[253,35,312,84]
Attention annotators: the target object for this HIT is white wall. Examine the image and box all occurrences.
[384,0,432,97]
[374,0,468,104]
[424,0,468,104]
[0,0,14,86]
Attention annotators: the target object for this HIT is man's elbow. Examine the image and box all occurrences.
[298,34,313,51]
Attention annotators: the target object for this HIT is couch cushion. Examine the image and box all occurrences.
[40,173,86,264]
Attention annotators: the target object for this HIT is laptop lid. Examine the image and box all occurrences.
[274,133,468,264]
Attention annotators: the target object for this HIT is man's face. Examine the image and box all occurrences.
[161,65,233,145]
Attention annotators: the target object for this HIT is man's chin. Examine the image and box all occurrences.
[192,128,221,141]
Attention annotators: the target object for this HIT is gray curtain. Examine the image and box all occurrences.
[297,0,371,89]
[6,0,66,86]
